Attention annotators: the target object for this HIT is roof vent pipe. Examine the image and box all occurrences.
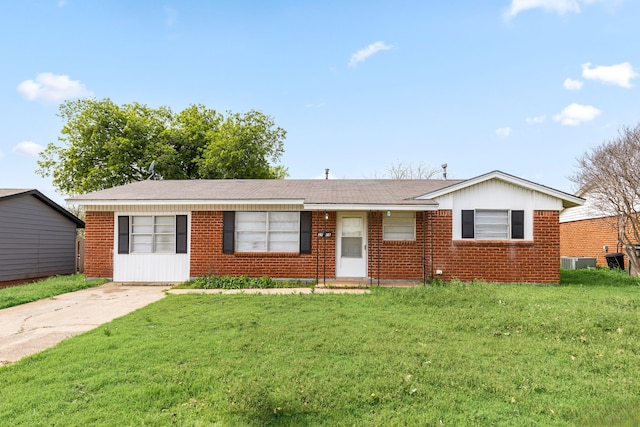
[441,163,448,179]
[325,168,329,180]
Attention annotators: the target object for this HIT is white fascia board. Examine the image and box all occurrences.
[418,170,584,208]
[303,203,438,211]
[68,198,306,207]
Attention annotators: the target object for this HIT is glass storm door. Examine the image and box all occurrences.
[336,213,367,277]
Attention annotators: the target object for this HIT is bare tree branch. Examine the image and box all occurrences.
[571,123,640,273]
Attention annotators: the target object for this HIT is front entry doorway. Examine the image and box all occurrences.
[336,212,367,278]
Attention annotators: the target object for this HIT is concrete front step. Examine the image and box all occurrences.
[316,279,423,288]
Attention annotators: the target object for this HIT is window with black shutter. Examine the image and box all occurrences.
[511,210,524,239]
[461,210,475,239]
[300,211,312,254]
[118,216,130,254]
[222,211,235,254]
[176,215,188,253]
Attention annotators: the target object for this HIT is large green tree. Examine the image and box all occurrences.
[37,99,287,195]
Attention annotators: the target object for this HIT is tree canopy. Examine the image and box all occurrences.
[571,122,640,273]
[37,99,287,195]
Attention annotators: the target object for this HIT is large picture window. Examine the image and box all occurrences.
[462,210,524,240]
[118,215,187,254]
[475,210,509,240]
[383,212,416,240]
[131,216,176,253]
[236,211,299,252]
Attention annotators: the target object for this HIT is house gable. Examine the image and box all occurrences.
[417,170,584,209]
[418,173,581,241]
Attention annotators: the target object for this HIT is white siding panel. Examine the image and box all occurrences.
[113,253,189,282]
[559,198,611,223]
[436,180,562,241]
[435,179,562,211]
[113,211,190,283]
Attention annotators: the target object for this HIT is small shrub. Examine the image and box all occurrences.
[175,275,314,289]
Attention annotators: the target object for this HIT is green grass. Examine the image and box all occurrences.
[0,274,108,309]
[560,266,640,287]
[0,269,638,425]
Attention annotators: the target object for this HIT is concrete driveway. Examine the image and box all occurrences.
[0,282,169,366]
[0,283,370,366]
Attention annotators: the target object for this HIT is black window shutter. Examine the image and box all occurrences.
[511,210,525,239]
[462,210,474,239]
[300,211,312,254]
[117,216,130,254]
[176,215,188,253]
[222,211,235,254]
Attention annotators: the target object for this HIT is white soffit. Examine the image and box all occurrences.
[304,203,438,211]
[68,198,306,207]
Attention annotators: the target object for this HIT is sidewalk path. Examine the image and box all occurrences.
[0,282,169,366]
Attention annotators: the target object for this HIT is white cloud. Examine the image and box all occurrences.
[495,127,512,137]
[553,103,601,126]
[164,6,178,28]
[503,0,620,19]
[563,78,583,90]
[315,171,336,179]
[17,72,92,103]
[581,62,638,88]
[13,141,44,157]
[526,114,546,124]
[348,41,393,68]
[504,0,580,19]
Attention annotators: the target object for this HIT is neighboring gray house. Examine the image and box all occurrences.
[0,189,84,283]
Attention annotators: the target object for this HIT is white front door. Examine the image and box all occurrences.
[336,212,367,278]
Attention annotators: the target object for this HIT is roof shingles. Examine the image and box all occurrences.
[68,179,463,206]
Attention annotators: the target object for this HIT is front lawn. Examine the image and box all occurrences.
[0,274,108,310]
[0,269,638,425]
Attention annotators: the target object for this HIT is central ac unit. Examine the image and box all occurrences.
[561,256,597,270]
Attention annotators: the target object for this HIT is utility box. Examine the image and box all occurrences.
[605,253,625,270]
[561,256,597,270]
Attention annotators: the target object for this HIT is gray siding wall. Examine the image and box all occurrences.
[0,195,78,282]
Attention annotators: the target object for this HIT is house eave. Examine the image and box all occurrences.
[68,198,307,207]
[303,203,439,211]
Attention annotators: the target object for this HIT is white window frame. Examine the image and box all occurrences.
[130,215,176,253]
[383,211,416,241]
[475,210,509,240]
[236,211,300,252]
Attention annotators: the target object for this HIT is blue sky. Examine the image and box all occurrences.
[1,0,639,204]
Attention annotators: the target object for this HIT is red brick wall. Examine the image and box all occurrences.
[189,209,560,283]
[560,216,620,266]
[190,211,335,279]
[84,209,562,283]
[429,210,560,283]
[367,212,428,280]
[84,211,113,279]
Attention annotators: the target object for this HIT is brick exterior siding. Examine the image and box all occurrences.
[190,211,331,279]
[84,211,114,279]
[85,209,561,283]
[427,210,560,283]
[559,216,621,267]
